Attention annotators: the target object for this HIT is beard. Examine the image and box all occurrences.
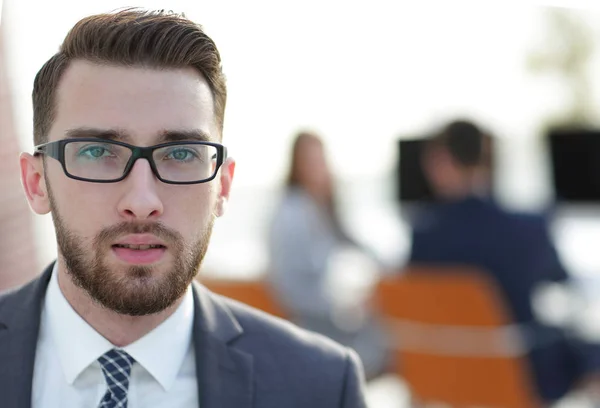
[47,181,214,316]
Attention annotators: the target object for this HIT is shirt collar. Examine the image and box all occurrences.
[44,263,195,391]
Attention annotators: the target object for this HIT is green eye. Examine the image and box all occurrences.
[172,150,191,160]
[165,148,197,162]
[79,145,112,159]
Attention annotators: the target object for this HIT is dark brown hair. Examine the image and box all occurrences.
[286,131,325,188]
[430,119,493,168]
[32,8,226,145]
[285,131,354,243]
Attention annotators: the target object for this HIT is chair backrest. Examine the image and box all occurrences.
[200,278,287,319]
[376,265,541,408]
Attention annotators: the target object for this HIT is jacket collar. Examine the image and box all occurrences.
[192,282,254,407]
[0,263,51,408]
[0,263,254,408]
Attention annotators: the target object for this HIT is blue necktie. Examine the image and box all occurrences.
[98,349,136,408]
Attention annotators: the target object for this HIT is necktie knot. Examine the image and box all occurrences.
[98,348,136,408]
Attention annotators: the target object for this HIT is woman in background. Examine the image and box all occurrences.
[268,131,389,380]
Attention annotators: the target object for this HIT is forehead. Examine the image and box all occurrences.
[49,60,218,144]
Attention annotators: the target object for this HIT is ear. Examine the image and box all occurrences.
[214,157,235,217]
[20,152,51,215]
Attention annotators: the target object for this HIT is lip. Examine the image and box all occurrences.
[113,234,167,247]
[112,246,166,265]
[111,234,167,265]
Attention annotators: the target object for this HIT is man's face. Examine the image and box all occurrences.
[21,60,234,315]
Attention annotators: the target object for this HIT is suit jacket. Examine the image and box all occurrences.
[409,196,568,324]
[0,263,368,408]
[409,196,580,401]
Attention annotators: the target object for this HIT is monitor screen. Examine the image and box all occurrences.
[396,138,436,203]
[548,128,600,203]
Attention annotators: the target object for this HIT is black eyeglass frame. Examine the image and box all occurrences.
[34,137,228,185]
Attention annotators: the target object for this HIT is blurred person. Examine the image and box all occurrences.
[269,131,390,381]
[1,9,368,408]
[409,119,600,403]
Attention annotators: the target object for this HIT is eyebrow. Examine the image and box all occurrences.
[156,130,213,144]
[65,128,131,142]
[64,128,214,144]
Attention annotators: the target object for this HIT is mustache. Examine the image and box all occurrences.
[94,222,183,247]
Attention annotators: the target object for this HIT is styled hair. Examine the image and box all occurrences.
[32,8,226,145]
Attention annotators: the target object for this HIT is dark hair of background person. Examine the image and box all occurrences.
[32,8,227,145]
[286,132,324,188]
[430,119,493,168]
[285,131,354,243]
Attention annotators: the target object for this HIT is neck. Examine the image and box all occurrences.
[439,168,490,202]
[55,261,184,347]
[303,185,330,207]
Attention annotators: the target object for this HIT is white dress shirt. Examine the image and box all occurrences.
[32,265,199,408]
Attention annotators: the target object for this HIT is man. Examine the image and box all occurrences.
[1,9,367,408]
[409,119,599,403]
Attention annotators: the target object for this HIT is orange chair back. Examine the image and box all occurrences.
[376,265,541,408]
[201,278,287,319]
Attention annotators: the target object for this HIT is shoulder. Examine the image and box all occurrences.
[410,198,543,238]
[275,188,313,215]
[0,288,15,316]
[271,188,319,231]
[224,293,357,365]
[508,210,547,227]
[0,275,41,313]
[0,269,49,333]
[470,200,551,239]
[500,206,549,237]
[207,291,365,403]
[469,204,553,249]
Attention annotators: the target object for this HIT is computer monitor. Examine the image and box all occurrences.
[548,128,600,203]
[396,138,436,204]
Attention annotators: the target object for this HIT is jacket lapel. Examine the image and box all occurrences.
[0,264,52,408]
[192,282,254,408]
[0,267,255,408]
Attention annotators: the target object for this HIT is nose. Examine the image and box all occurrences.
[117,159,164,220]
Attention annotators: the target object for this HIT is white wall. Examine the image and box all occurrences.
[5,0,600,277]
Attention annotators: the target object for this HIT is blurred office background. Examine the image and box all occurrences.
[4,1,600,406]
[5,0,600,279]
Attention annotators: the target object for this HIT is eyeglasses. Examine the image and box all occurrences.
[34,138,227,184]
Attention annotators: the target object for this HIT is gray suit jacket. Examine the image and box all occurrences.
[0,263,368,408]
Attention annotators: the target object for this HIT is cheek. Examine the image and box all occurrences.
[162,185,217,231]
[50,178,117,233]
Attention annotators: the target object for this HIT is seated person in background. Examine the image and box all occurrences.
[268,131,390,380]
[409,119,600,403]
